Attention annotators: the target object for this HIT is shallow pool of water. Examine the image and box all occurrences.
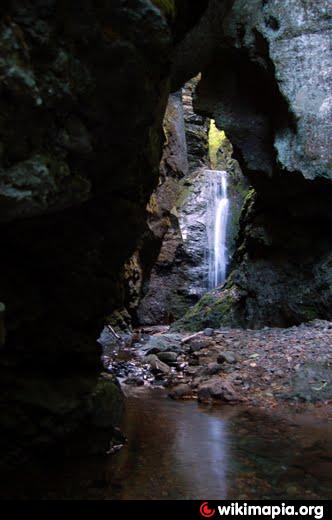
[1,390,331,499]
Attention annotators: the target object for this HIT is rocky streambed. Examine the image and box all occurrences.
[1,321,331,500]
[100,320,332,413]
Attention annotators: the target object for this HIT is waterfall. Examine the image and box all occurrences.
[207,170,230,289]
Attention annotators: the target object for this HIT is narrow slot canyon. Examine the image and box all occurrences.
[0,0,331,502]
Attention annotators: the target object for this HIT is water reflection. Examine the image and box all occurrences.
[0,390,331,499]
[107,391,232,499]
[173,402,229,499]
[110,393,331,500]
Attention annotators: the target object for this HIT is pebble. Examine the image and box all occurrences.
[100,320,332,408]
[199,362,224,376]
[217,351,238,364]
[189,343,205,353]
[275,369,285,378]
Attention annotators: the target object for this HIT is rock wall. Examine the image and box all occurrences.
[137,79,246,325]
[0,0,192,464]
[136,83,206,325]
[125,90,190,326]
[172,0,332,331]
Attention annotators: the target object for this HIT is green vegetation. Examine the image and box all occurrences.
[243,188,257,208]
[302,306,319,321]
[171,287,238,332]
[209,120,226,168]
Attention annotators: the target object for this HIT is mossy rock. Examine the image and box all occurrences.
[171,285,243,332]
[242,188,257,214]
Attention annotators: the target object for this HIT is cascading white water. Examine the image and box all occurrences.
[207,170,229,289]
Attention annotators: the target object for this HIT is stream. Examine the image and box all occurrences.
[2,388,331,500]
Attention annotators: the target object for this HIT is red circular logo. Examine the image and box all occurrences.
[200,502,216,518]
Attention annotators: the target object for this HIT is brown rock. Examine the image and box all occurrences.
[198,378,240,403]
[169,384,193,400]
[217,351,238,364]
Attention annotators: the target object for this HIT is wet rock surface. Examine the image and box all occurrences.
[171,0,332,330]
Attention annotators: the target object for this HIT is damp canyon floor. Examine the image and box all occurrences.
[2,320,331,500]
[103,319,332,412]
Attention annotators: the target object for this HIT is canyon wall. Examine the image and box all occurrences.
[136,80,246,325]
[173,0,332,331]
[0,0,204,464]
[136,81,210,325]
[0,0,331,464]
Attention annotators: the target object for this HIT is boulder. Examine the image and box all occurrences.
[198,379,240,403]
[142,333,183,355]
[157,351,178,364]
[145,355,171,375]
[171,0,332,331]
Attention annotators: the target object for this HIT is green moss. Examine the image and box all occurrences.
[302,306,318,321]
[209,120,226,169]
[176,180,195,208]
[171,289,237,332]
[242,188,257,211]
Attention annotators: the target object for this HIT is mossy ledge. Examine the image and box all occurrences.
[171,281,244,332]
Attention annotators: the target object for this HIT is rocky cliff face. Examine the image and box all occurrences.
[173,0,332,331]
[136,82,208,325]
[137,78,247,325]
[0,0,190,464]
[124,90,190,326]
